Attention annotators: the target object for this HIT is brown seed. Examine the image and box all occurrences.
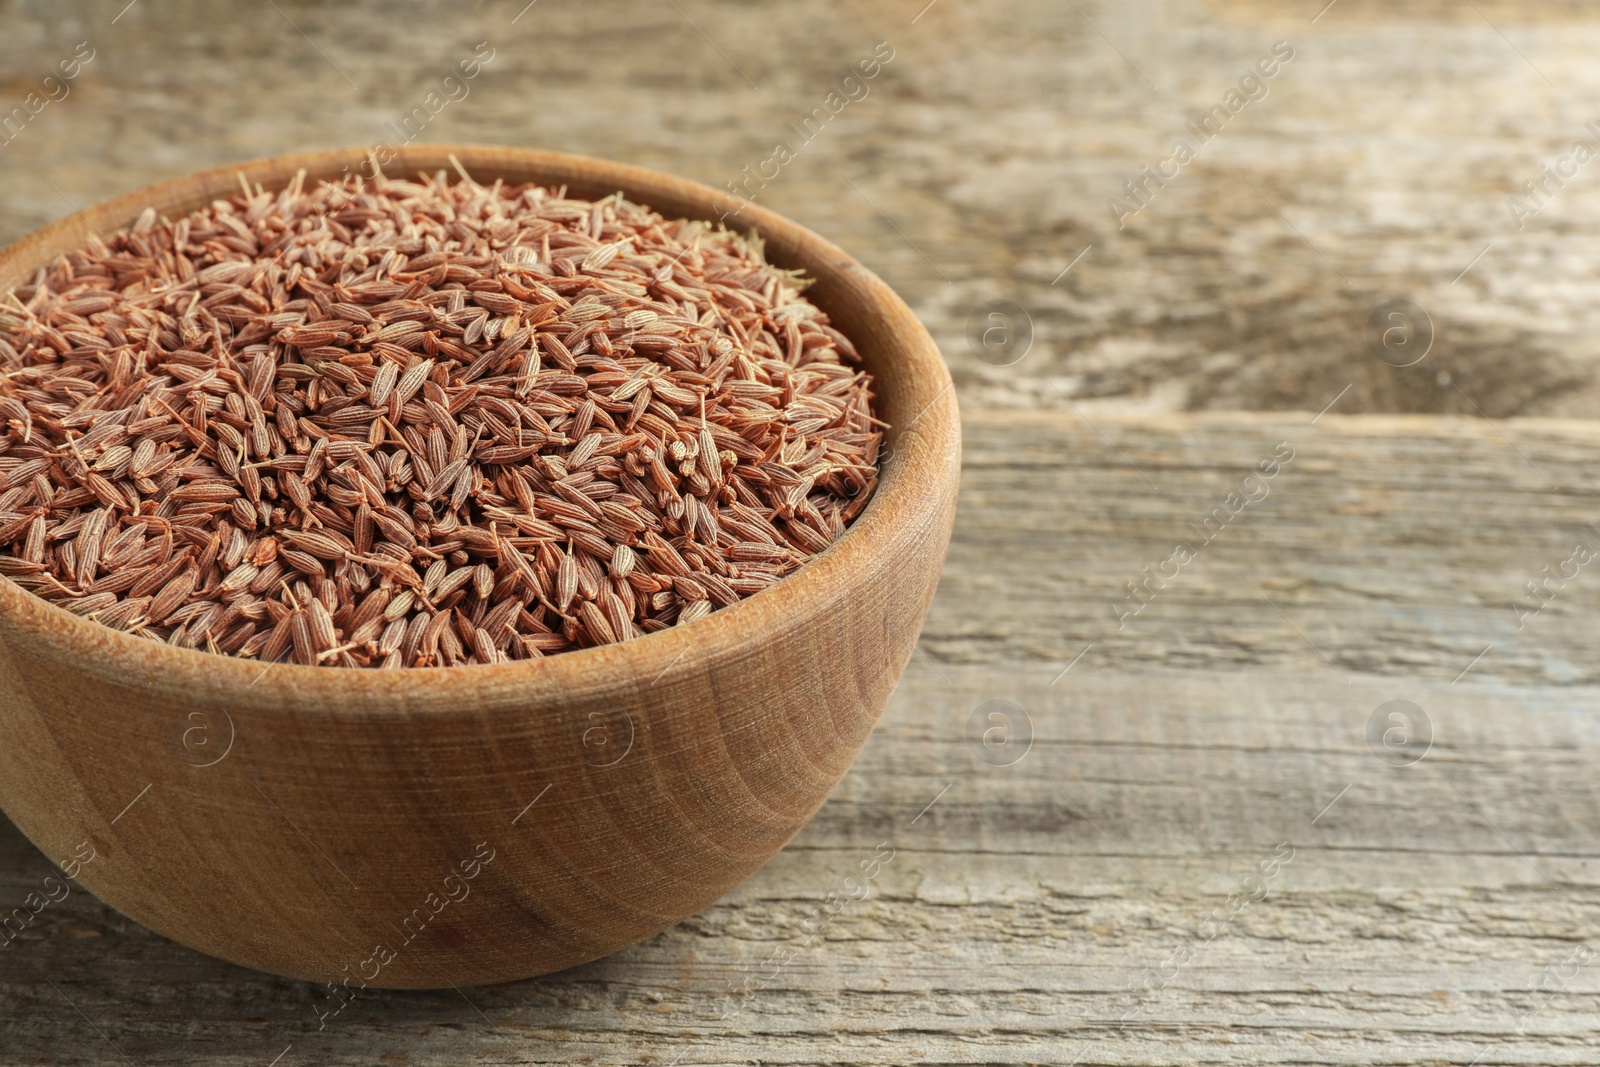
[289,610,316,666]
[307,598,338,651]
[169,481,241,503]
[149,569,197,624]
[368,362,400,407]
[0,171,881,667]
[578,600,617,645]
[556,553,579,612]
[73,508,108,585]
[22,516,45,564]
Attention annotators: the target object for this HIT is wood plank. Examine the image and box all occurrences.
[3,411,1599,1065]
[5,0,1600,422]
[6,0,1600,1057]
[934,411,1600,687]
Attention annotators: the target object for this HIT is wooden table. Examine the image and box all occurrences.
[6,412,1599,1065]
[4,1,1600,1064]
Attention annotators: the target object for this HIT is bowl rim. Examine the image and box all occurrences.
[0,144,960,710]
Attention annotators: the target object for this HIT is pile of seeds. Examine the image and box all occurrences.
[0,167,882,667]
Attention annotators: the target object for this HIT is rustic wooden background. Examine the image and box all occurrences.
[4,0,1600,1064]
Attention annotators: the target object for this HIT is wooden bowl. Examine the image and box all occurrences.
[0,146,959,988]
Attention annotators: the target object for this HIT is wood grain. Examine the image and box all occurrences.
[932,410,1600,687]
[5,0,1600,420]
[3,411,1599,1065]
[3,0,1600,1062]
[0,146,961,989]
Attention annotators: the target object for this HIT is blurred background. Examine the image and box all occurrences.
[5,0,1600,422]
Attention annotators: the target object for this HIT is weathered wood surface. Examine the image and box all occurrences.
[5,0,1600,419]
[5,0,1600,1062]
[4,411,1600,1065]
